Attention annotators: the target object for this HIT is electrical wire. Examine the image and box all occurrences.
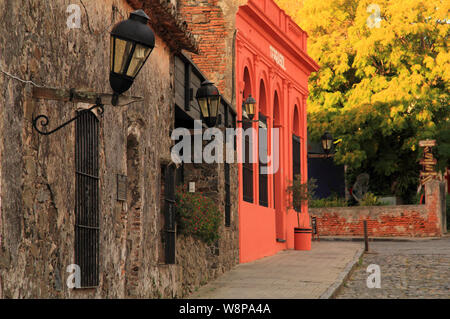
[0,68,57,89]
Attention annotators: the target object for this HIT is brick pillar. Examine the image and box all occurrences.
[425,180,446,236]
[178,0,240,102]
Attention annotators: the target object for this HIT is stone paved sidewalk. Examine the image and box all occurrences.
[337,238,450,299]
[189,241,364,299]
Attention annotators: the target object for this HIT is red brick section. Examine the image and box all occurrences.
[310,181,444,237]
[178,0,229,94]
[126,0,198,52]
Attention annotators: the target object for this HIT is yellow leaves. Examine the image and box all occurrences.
[423,56,435,69]
[363,65,377,76]
[389,106,401,118]
[416,109,433,122]
[279,0,449,169]
[436,51,450,82]
[411,64,421,72]
[274,0,304,22]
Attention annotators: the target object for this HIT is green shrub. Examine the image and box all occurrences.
[309,195,348,208]
[359,192,381,206]
[175,186,221,244]
[286,175,317,212]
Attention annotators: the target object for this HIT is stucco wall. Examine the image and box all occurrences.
[0,0,239,298]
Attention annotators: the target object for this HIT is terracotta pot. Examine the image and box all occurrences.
[294,228,312,250]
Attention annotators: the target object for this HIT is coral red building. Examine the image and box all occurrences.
[178,0,319,263]
[236,0,319,263]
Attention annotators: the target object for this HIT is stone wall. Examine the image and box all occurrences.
[179,160,239,296]
[0,0,239,299]
[310,181,445,238]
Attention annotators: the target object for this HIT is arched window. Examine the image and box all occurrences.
[273,91,281,211]
[292,106,301,182]
[242,67,253,203]
[258,80,268,207]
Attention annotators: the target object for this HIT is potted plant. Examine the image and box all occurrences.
[287,175,317,250]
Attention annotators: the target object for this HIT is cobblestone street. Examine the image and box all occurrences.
[337,238,450,299]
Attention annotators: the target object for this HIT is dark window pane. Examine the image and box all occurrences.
[259,114,268,207]
[242,122,253,203]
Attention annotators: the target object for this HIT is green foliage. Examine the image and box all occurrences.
[309,195,349,208]
[358,192,381,206]
[286,175,317,212]
[277,0,450,203]
[175,186,221,244]
[287,175,317,227]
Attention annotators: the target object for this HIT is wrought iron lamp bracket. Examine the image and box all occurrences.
[237,119,259,124]
[32,99,104,136]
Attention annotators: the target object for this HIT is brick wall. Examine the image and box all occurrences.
[178,0,243,102]
[310,181,445,237]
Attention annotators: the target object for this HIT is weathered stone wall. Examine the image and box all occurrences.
[310,181,445,238]
[0,0,239,299]
[179,160,239,296]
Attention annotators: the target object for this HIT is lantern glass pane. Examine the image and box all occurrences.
[126,44,152,78]
[322,139,332,151]
[113,38,133,74]
[327,139,333,149]
[246,102,255,117]
[198,97,209,118]
[208,96,220,117]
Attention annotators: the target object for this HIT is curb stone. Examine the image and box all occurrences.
[319,246,365,299]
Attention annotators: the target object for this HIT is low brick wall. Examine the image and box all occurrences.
[310,181,445,237]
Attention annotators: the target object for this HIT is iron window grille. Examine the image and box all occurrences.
[163,165,176,264]
[225,163,231,227]
[75,110,100,288]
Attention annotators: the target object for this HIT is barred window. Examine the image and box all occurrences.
[225,163,231,227]
[160,164,176,264]
[75,110,100,288]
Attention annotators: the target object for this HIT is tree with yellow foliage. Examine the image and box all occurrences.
[276,0,449,202]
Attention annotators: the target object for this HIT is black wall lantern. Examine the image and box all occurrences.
[196,80,221,128]
[110,9,155,105]
[243,95,257,120]
[32,9,154,136]
[238,94,258,124]
[321,131,333,155]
